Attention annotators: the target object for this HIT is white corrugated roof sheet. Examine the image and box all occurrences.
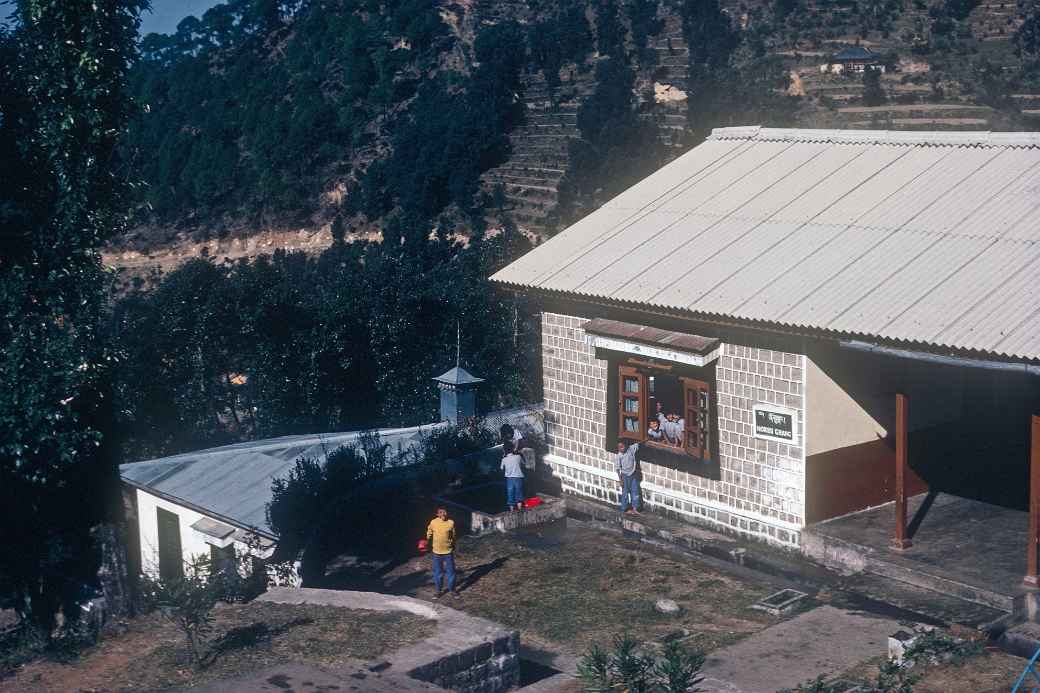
[492,127,1040,361]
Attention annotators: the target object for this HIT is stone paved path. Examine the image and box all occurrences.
[699,605,902,693]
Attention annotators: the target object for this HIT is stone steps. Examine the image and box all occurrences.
[487,174,565,189]
[503,184,559,198]
[491,164,566,175]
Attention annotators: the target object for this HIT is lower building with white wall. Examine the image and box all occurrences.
[121,426,438,582]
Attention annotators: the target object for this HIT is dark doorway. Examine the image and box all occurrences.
[157,507,183,581]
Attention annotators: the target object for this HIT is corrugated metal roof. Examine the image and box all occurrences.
[120,405,544,535]
[120,427,439,536]
[491,127,1040,361]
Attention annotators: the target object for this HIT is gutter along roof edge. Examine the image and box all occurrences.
[708,127,1040,148]
[492,281,1040,366]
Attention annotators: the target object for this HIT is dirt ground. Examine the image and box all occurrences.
[914,649,1026,693]
[0,601,432,693]
[380,521,783,659]
[837,647,1025,693]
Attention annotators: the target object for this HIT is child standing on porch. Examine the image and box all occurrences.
[616,441,642,515]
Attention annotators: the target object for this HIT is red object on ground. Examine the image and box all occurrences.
[417,539,428,553]
[523,497,543,508]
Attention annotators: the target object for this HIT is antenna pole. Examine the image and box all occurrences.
[456,322,461,368]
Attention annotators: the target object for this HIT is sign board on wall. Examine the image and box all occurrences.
[752,404,796,443]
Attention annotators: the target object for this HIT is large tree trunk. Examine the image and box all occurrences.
[93,523,132,619]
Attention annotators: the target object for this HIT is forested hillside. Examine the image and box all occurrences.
[104,0,1040,460]
[118,0,1040,256]
[118,0,793,254]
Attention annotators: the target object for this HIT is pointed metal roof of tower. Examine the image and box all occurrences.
[433,323,484,387]
[432,366,484,386]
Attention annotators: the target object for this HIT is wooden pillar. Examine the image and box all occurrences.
[892,392,912,550]
[1025,415,1040,587]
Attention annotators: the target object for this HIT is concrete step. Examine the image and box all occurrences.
[801,528,1015,613]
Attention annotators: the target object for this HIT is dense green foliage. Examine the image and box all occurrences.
[127,0,449,224]
[682,0,796,143]
[862,67,887,105]
[626,0,664,65]
[528,1,594,91]
[578,633,705,693]
[594,0,627,59]
[266,423,495,582]
[352,21,528,222]
[1017,1,1040,63]
[553,57,664,228]
[113,223,539,460]
[0,0,143,636]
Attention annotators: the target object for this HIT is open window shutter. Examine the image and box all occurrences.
[681,377,711,460]
[618,365,647,444]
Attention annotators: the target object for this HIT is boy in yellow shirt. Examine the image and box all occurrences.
[425,507,458,598]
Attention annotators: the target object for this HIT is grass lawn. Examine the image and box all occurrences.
[0,601,433,693]
[382,521,783,658]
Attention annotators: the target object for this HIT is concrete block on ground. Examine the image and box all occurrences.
[698,605,903,693]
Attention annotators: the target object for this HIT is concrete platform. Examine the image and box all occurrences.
[699,605,905,693]
[802,493,1034,614]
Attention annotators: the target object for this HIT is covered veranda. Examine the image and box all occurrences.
[803,348,1040,614]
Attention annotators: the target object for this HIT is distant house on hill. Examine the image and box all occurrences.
[821,46,885,74]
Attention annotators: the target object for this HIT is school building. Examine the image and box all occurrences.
[493,127,1040,602]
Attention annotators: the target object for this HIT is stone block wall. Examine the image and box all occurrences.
[541,312,806,547]
[408,631,520,693]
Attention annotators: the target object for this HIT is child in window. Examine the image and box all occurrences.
[663,412,682,446]
[647,418,664,442]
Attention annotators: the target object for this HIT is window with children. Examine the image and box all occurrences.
[613,355,719,479]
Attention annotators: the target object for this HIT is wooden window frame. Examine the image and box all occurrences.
[616,361,712,461]
[680,376,712,461]
[617,365,647,444]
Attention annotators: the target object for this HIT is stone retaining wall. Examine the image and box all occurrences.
[407,631,520,693]
[259,587,519,693]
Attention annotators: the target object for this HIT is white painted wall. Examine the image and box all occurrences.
[806,356,887,457]
[806,347,966,457]
[135,488,272,579]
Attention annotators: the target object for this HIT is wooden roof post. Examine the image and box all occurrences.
[1025,415,1040,587]
[892,392,912,551]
